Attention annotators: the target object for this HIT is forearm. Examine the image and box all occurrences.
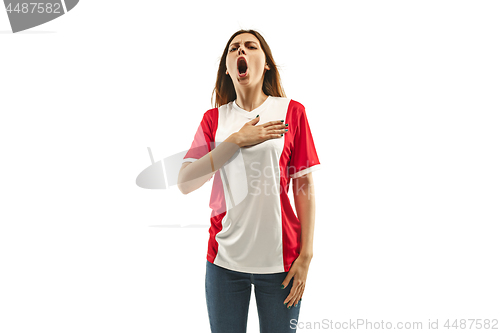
[292,173,316,258]
[178,134,241,194]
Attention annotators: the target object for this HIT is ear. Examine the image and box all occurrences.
[265,63,270,71]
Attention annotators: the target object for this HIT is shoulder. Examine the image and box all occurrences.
[204,107,219,116]
[288,99,305,111]
[283,98,306,120]
[204,100,234,118]
[197,108,219,135]
[201,107,219,122]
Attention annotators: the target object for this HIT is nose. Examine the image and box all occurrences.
[238,46,246,55]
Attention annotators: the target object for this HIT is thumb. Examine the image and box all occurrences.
[249,115,260,125]
[281,270,294,289]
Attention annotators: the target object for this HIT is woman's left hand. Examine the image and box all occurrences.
[281,254,312,308]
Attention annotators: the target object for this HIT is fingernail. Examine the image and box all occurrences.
[294,304,297,307]
[281,134,283,136]
[256,115,259,117]
[281,284,284,289]
[288,305,292,309]
[281,120,284,122]
[285,123,288,126]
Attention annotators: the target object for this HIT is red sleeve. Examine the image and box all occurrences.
[182,108,217,163]
[288,102,321,179]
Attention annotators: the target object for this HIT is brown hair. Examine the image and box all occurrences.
[211,29,286,108]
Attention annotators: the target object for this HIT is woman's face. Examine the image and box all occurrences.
[225,33,270,88]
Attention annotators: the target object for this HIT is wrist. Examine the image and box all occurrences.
[298,252,313,261]
[227,133,242,147]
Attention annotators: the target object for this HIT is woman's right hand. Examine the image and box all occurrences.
[233,117,289,148]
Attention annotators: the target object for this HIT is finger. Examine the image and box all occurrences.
[297,282,306,305]
[268,124,289,134]
[262,130,284,140]
[281,271,294,290]
[284,282,302,308]
[267,126,288,134]
[284,276,305,302]
[248,117,260,125]
[265,126,288,139]
[283,277,299,303]
[283,290,297,307]
[270,127,288,134]
[268,131,285,139]
[262,120,285,128]
[293,287,305,307]
[287,284,305,309]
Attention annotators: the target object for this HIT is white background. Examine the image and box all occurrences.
[1,1,499,332]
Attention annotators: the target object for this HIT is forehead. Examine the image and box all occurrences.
[229,33,260,46]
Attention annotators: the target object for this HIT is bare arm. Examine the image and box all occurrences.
[178,117,288,195]
[177,134,241,195]
[280,172,316,308]
[292,172,315,260]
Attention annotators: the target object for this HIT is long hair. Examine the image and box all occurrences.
[211,29,286,108]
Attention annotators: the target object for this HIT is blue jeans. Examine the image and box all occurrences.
[205,260,301,333]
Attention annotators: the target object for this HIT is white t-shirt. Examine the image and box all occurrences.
[183,96,321,273]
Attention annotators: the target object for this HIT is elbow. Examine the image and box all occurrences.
[177,172,187,195]
[177,183,185,195]
[177,176,190,195]
[178,185,190,195]
[177,182,192,195]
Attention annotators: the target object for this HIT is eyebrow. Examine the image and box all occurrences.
[229,41,258,48]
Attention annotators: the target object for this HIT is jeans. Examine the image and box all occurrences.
[205,260,301,333]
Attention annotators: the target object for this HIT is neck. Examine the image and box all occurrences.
[234,84,268,112]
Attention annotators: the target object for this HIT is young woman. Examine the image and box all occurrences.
[178,29,321,333]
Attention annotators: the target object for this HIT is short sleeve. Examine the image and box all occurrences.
[288,106,321,179]
[182,109,216,163]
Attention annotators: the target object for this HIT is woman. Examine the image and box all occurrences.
[178,29,321,333]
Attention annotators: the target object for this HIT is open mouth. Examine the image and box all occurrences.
[237,57,248,76]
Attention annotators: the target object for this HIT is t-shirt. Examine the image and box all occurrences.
[182,96,321,273]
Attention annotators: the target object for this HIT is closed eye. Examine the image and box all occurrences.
[229,44,258,52]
